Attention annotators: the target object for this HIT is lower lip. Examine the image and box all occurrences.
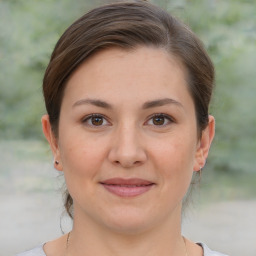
[101,184,154,197]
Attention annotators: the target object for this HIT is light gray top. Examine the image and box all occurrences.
[16,243,229,256]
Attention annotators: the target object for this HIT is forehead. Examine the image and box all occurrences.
[63,46,192,108]
[77,46,186,77]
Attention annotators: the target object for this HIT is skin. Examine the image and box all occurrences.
[42,47,215,256]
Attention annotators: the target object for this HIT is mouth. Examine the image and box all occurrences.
[100,178,155,197]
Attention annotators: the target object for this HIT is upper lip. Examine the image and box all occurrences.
[100,178,155,186]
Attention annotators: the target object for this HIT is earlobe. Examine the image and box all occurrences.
[41,115,63,171]
[193,115,215,171]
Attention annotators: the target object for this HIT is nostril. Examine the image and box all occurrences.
[112,159,142,168]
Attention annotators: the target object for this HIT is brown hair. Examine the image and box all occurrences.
[43,0,214,218]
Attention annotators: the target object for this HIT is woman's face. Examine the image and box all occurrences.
[43,47,214,234]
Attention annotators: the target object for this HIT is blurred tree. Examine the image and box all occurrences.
[0,0,95,138]
[177,0,256,174]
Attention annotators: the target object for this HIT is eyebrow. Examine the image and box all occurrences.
[72,97,183,109]
[142,98,184,109]
[72,99,112,109]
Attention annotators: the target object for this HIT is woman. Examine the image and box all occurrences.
[18,1,228,255]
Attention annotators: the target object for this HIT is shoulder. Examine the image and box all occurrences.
[198,243,229,256]
[16,245,46,256]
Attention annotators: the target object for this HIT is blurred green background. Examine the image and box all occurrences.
[0,0,256,199]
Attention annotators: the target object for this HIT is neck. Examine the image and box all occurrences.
[67,205,186,256]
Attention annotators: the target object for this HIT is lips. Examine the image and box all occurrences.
[100,178,155,197]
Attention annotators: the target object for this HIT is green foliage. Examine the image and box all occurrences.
[178,0,256,174]
[0,0,94,139]
[1,0,255,175]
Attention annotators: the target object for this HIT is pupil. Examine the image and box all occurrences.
[153,116,164,125]
[92,116,103,125]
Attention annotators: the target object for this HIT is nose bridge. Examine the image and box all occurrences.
[118,122,138,151]
[108,121,147,167]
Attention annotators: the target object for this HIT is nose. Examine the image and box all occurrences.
[108,124,147,168]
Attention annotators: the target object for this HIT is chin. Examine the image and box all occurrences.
[101,207,160,235]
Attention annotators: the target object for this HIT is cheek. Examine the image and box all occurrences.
[60,140,107,204]
[154,136,196,167]
[150,135,196,187]
[59,136,106,179]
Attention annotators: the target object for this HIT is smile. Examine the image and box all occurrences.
[100,178,155,197]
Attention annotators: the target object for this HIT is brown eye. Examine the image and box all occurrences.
[91,116,103,126]
[82,114,109,127]
[152,115,165,125]
[146,114,174,127]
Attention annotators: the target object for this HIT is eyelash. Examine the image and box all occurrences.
[82,113,175,127]
[146,113,175,127]
[82,114,110,127]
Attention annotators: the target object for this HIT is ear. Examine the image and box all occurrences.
[193,115,215,172]
[41,114,63,171]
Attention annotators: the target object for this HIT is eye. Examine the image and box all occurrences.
[146,114,174,126]
[82,114,110,127]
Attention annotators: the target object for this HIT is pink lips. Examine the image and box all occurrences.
[100,178,155,197]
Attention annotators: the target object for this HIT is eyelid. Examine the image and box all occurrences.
[81,113,175,127]
[145,113,175,126]
[82,113,111,126]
